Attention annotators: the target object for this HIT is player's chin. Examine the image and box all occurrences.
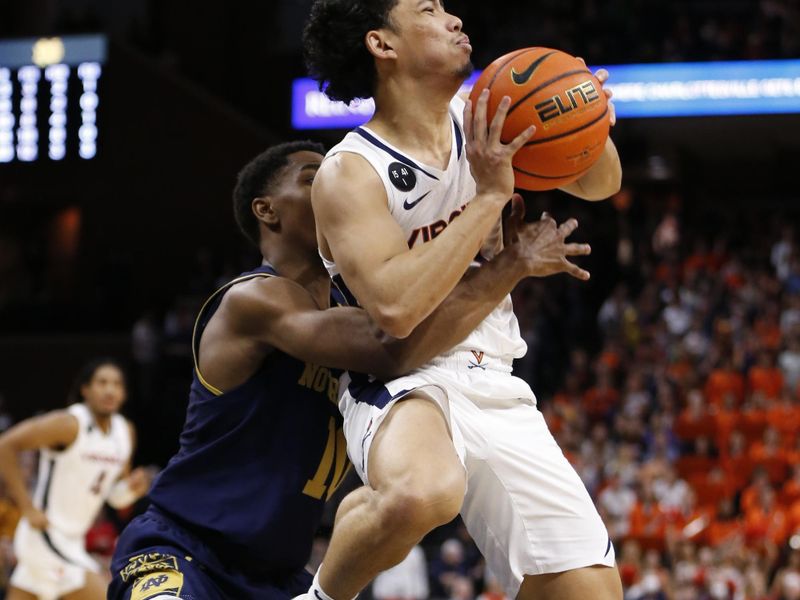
[455,59,474,80]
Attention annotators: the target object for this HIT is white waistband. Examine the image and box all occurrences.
[427,350,513,373]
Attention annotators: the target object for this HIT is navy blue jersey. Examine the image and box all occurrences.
[147,265,348,574]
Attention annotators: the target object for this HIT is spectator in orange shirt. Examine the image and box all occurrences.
[766,391,800,442]
[748,427,789,485]
[689,466,735,512]
[705,357,745,407]
[707,498,743,547]
[675,389,716,444]
[720,430,752,493]
[744,487,789,547]
[739,393,769,444]
[748,350,784,399]
[629,483,668,544]
[583,368,620,423]
[754,304,783,352]
[741,467,772,513]
[713,394,741,453]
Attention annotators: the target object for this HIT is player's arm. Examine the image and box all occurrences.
[559,68,622,201]
[386,202,591,371]
[312,92,534,339]
[559,138,621,201]
[226,205,589,378]
[0,411,79,528]
[107,422,151,509]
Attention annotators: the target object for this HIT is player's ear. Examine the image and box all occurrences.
[252,197,279,228]
[365,29,397,61]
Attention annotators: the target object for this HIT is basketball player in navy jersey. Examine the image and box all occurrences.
[107,140,593,599]
[303,1,623,599]
[0,359,150,600]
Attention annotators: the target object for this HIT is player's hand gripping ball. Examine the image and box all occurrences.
[469,47,611,191]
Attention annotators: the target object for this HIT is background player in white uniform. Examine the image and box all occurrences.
[303,1,623,599]
[0,359,151,600]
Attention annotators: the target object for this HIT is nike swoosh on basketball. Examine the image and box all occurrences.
[403,191,431,210]
[510,51,557,85]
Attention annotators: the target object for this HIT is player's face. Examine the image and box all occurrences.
[384,0,473,82]
[82,364,126,417]
[270,151,324,251]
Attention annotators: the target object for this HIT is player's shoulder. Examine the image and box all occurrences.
[315,151,386,214]
[314,148,376,184]
[45,408,81,427]
[22,409,80,448]
[220,275,313,331]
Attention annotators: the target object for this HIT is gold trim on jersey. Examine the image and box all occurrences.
[120,552,179,582]
[191,272,275,397]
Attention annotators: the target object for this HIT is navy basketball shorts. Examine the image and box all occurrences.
[108,507,312,600]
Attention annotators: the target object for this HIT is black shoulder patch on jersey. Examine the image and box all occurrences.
[387,162,417,192]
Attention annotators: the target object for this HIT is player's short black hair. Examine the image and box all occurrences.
[68,358,127,404]
[232,141,326,247]
[303,0,400,104]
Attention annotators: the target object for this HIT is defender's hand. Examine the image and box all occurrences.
[506,205,592,281]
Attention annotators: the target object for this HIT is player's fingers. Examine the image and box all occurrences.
[558,218,579,238]
[489,96,511,146]
[595,68,609,83]
[507,125,536,153]
[564,260,591,281]
[564,243,592,256]
[609,100,617,127]
[474,89,489,144]
[463,100,473,141]
[512,193,526,221]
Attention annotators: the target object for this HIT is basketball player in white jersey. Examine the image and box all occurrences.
[0,359,151,600]
[303,1,623,599]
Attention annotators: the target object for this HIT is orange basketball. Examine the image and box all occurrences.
[469,47,610,191]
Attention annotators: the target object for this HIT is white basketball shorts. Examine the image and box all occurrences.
[339,351,615,597]
[11,518,100,600]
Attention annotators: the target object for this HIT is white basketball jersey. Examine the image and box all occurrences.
[324,96,527,364]
[32,403,131,538]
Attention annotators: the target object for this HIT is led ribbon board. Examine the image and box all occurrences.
[292,59,800,130]
[0,34,107,162]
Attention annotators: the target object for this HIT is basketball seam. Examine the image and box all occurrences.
[513,164,593,179]
[523,106,609,146]
[507,69,593,117]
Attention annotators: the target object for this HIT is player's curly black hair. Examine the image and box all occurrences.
[233,141,326,247]
[68,358,127,405]
[303,0,400,104]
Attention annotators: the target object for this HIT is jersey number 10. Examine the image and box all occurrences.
[303,417,350,501]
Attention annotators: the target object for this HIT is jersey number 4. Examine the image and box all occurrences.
[90,471,107,495]
[303,417,350,501]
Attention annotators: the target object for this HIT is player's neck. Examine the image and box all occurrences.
[370,79,459,167]
[86,405,112,434]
